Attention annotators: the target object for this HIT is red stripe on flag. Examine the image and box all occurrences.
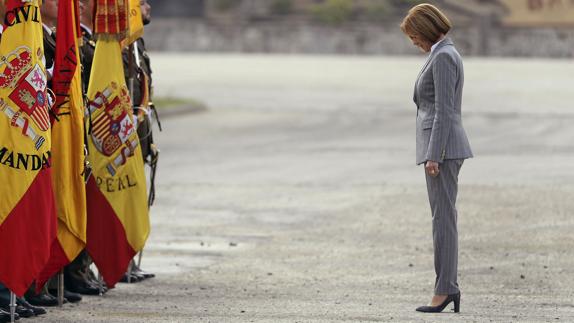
[93,120,110,136]
[92,113,108,128]
[32,108,50,131]
[93,123,108,134]
[0,169,57,296]
[34,236,70,292]
[86,177,136,288]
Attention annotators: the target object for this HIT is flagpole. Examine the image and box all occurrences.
[128,43,135,110]
[126,42,136,283]
[98,272,104,296]
[9,291,16,323]
[58,270,65,306]
[137,250,143,268]
[126,260,134,284]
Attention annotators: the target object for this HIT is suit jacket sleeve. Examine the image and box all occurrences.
[426,52,457,163]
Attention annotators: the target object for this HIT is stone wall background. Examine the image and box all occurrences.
[144,19,574,58]
[142,0,574,57]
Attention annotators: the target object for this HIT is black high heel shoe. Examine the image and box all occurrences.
[415,292,460,313]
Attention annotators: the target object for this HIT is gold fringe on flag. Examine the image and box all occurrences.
[94,0,129,40]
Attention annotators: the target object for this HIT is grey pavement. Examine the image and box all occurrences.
[44,55,574,322]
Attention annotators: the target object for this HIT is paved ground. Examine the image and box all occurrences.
[44,55,574,322]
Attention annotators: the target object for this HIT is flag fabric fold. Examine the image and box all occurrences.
[0,0,57,296]
[85,37,149,287]
[122,0,144,47]
[35,0,88,289]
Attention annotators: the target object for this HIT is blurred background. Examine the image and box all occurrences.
[145,0,574,57]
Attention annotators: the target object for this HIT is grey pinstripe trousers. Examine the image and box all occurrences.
[425,159,463,295]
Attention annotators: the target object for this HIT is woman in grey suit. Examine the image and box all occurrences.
[400,4,473,313]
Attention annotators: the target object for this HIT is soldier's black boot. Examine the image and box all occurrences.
[17,297,46,316]
[25,284,62,307]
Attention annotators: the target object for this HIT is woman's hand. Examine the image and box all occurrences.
[425,160,440,177]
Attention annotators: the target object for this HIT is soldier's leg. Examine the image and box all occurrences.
[24,282,59,307]
[64,250,103,295]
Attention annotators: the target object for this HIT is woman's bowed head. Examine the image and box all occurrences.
[400,3,452,54]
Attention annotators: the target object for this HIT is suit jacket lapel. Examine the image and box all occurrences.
[413,37,454,105]
[414,54,432,105]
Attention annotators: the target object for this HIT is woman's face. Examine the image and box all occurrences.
[408,33,431,53]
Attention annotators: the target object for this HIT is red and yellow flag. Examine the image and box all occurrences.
[36,0,87,288]
[0,0,57,296]
[85,37,149,287]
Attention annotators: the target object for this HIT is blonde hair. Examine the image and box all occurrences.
[400,4,452,44]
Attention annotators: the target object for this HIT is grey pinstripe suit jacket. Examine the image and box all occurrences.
[414,37,473,165]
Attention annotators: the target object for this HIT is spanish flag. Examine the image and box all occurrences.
[85,1,149,287]
[0,0,57,296]
[36,0,87,288]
